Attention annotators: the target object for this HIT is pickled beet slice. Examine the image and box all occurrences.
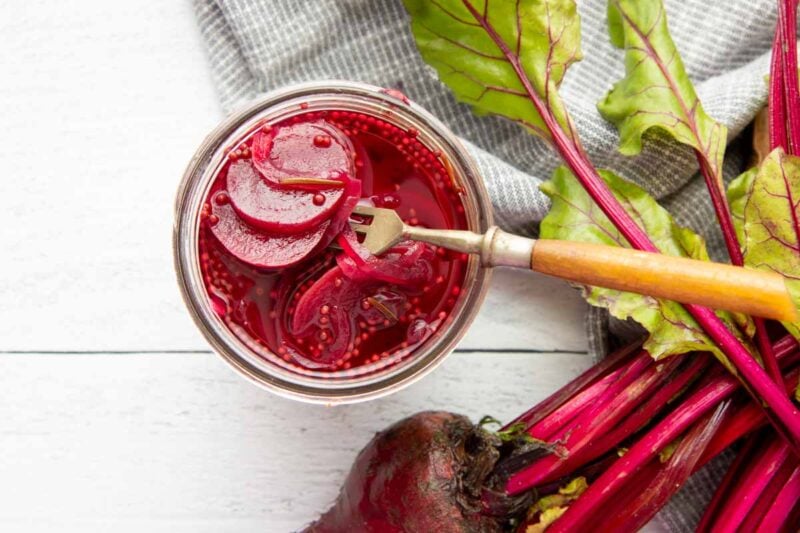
[291,265,362,365]
[336,229,434,287]
[290,265,410,366]
[209,193,330,269]
[252,120,355,185]
[227,160,344,233]
[321,175,362,241]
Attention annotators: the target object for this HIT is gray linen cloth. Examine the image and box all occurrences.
[192,0,779,530]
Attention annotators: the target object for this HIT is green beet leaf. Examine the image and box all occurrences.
[733,148,800,342]
[402,0,582,141]
[541,167,753,364]
[727,166,757,244]
[600,0,726,186]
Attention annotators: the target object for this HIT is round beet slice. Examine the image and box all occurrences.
[209,193,330,270]
[251,120,355,185]
[227,160,344,233]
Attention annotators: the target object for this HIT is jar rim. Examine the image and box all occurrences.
[173,80,493,404]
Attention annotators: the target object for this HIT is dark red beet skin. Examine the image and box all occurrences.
[305,412,503,533]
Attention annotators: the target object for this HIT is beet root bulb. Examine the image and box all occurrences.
[305,411,505,533]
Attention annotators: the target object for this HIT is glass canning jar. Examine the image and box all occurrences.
[174,81,493,404]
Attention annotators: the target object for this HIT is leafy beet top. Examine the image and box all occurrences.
[197,110,470,372]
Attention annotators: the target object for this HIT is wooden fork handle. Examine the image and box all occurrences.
[407,226,796,322]
[527,239,798,323]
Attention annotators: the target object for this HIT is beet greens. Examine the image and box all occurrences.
[404,0,800,525]
[404,0,800,449]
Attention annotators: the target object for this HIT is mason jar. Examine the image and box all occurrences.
[174,80,493,404]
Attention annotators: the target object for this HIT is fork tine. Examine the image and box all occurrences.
[350,223,370,234]
[352,204,378,216]
[346,205,405,255]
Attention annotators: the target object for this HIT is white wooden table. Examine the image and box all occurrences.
[0,2,591,531]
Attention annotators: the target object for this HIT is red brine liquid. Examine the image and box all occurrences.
[198,109,469,375]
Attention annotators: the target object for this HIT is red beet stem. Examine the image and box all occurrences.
[693,100,781,384]
[770,29,789,151]
[508,359,798,494]
[566,458,660,531]
[684,303,800,452]
[541,381,731,528]
[739,451,797,532]
[514,357,683,488]
[529,351,653,440]
[591,402,729,532]
[586,354,712,461]
[755,463,800,532]
[695,434,761,533]
[779,0,800,154]
[525,368,624,439]
[694,152,782,384]
[755,319,782,384]
[505,342,642,430]
[694,153,744,265]
[699,367,800,465]
[774,1,800,252]
[505,338,797,494]
[706,435,793,532]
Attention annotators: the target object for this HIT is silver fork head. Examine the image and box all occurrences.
[350,204,406,255]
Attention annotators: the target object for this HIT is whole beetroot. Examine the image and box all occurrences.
[304,411,507,533]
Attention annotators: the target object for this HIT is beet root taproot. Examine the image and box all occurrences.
[304,411,506,533]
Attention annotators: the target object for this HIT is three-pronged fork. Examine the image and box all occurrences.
[348,204,798,322]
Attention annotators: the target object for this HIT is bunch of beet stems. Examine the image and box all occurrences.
[465,0,800,526]
[493,335,800,531]
[691,2,800,529]
[471,2,800,454]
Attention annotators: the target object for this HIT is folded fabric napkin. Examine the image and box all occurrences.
[193,1,779,529]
